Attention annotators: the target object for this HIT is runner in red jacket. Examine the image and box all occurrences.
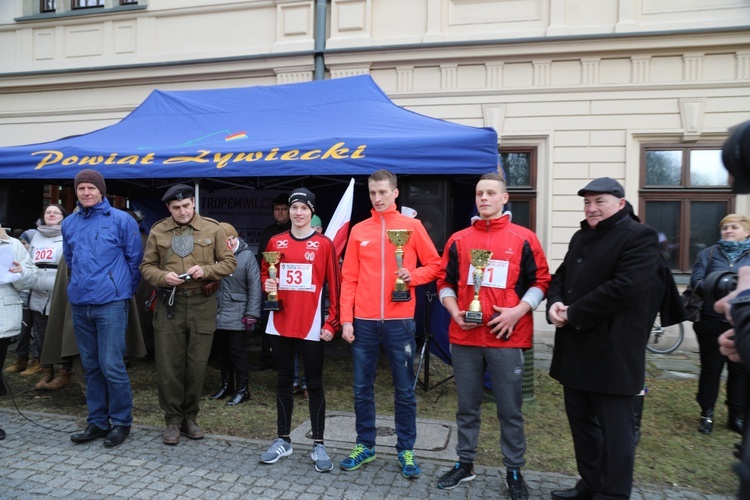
[258,188,340,473]
[435,172,550,499]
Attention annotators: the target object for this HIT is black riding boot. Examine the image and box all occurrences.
[208,369,234,400]
[699,406,714,434]
[226,372,249,406]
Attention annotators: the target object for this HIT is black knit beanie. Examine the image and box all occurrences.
[289,188,316,213]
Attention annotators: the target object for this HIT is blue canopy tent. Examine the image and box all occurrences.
[0,75,500,388]
[0,75,498,180]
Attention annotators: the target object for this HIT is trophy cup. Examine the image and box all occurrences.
[262,251,283,311]
[464,249,493,324]
[386,229,413,302]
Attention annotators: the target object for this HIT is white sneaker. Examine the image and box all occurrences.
[260,438,293,464]
[311,443,333,472]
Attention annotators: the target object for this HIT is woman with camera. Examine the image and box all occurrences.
[690,214,750,434]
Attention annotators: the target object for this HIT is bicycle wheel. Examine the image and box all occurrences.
[646,316,685,355]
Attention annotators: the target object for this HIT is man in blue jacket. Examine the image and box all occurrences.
[62,169,143,447]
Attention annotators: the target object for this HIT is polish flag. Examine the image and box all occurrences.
[325,178,355,259]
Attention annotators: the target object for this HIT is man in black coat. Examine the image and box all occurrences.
[546,178,660,500]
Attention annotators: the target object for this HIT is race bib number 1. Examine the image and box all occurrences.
[467,259,509,289]
[278,263,315,292]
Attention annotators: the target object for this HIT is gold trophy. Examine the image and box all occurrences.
[262,251,283,311]
[386,229,413,302]
[465,249,493,324]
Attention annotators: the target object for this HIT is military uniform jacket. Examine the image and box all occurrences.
[547,208,659,395]
[140,212,237,291]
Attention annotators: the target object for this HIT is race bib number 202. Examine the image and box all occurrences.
[33,247,57,264]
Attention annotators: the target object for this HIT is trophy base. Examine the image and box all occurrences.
[464,310,483,324]
[263,300,283,312]
[391,290,411,302]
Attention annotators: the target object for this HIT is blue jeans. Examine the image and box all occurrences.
[71,301,132,429]
[352,319,417,452]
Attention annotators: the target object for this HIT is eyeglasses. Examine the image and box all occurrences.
[45,211,63,216]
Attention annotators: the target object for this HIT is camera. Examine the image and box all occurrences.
[178,273,192,281]
[722,120,750,194]
[702,270,738,304]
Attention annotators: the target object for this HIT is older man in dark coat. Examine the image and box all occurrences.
[546,177,660,500]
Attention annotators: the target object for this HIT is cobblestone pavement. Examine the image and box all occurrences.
[0,340,733,499]
[0,407,733,500]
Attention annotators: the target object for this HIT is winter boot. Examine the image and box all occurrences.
[42,368,73,391]
[698,407,714,435]
[208,369,234,400]
[4,356,28,373]
[20,359,42,376]
[728,408,744,435]
[226,372,250,406]
[34,368,54,390]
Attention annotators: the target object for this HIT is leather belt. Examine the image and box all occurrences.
[35,263,58,269]
[159,287,203,297]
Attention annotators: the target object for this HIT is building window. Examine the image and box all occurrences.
[120,0,137,4]
[41,0,56,12]
[500,147,537,231]
[72,0,104,8]
[639,144,733,273]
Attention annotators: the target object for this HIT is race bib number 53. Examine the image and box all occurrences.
[278,263,315,292]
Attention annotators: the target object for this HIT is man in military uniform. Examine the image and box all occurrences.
[140,184,237,445]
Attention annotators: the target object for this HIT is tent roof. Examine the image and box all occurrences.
[0,76,499,180]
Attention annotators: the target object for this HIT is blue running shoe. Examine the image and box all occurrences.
[339,443,376,471]
[398,449,421,479]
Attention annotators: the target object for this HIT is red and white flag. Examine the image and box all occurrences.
[325,177,355,259]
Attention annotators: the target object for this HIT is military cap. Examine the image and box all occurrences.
[162,184,194,203]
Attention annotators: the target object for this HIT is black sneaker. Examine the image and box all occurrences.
[506,469,529,500]
[437,462,475,490]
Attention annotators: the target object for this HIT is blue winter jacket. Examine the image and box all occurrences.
[62,198,143,306]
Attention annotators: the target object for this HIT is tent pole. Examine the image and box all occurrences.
[194,180,200,215]
[314,0,328,80]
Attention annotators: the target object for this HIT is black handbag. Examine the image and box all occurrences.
[682,246,717,323]
[680,287,703,322]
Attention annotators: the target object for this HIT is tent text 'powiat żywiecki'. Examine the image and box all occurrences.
[0,75,498,180]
